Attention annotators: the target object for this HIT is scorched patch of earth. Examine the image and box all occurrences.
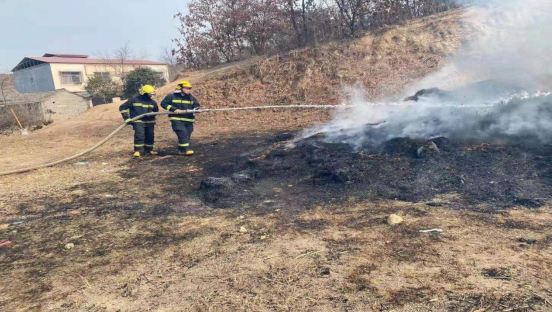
[200,134,552,210]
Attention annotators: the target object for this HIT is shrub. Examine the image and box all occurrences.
[84,75,122,103]
[123,67,166,98]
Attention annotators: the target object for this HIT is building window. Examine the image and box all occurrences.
[60,72,82,84]
[94,72,111,82]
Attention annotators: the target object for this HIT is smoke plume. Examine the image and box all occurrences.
[315,0,552,148]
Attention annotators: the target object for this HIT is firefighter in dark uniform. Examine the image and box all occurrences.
[119,85,159,157]
[160,80,200,155]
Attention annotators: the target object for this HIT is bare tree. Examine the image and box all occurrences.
[173,0,464,69]
[96,42,149,82]
[0,73,14,104]
[286,0,318,47]
[158,45,182,81]
[334,0,364,37]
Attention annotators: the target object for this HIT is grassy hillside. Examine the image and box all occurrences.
[153,8,480,132]
[164,9,477,108]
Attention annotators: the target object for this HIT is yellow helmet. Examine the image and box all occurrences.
[139,85,155,95]
[176,80,192,90]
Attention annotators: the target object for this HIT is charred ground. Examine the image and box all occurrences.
[199,133,552,211]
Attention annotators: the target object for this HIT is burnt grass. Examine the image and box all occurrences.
[199,133,552,210]
[9,131,552,224]
[7,131,552,229]
[0,134,272,308]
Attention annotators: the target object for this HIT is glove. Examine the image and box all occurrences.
[192,107,200,112]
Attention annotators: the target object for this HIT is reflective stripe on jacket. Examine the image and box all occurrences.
[160,92,200,122]
[119,94,159,123]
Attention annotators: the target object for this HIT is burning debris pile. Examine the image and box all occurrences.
[198,73,552,210]
[201,81,552,208]
[318,80,552,149]
[199,79,552,211]
[202,71,552,212]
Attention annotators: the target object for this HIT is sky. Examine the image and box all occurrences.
[0,0,189,73]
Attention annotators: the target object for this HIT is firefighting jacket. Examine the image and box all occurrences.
[160,91,200,122]
[119,94,159,124]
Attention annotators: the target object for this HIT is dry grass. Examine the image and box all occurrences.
[184,8,480,112]
[2,197,550,311]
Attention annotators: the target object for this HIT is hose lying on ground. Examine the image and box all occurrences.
[0,105,349,176]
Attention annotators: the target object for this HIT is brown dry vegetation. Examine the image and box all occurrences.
[1,9,551,312]
[176,8,478,108]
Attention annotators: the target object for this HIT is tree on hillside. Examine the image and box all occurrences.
[158,45,183,82]
[174,0,240,68]
[334,0,364,37]
[286,0,314,47]
[122,67,166,99]
[173,0,464,69]
[85,75,122,103]
[243,0,287,55]
[174,0,287,69]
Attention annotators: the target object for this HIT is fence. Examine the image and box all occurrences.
[0,101,47,134]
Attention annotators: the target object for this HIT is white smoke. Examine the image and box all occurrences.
[411,0,552,92]
[312,0,552,148]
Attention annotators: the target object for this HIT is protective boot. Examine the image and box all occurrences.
[178,150,194,156]
[133,151,141,158]
[148,151,158,155]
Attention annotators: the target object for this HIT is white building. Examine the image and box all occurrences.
[12,53,169,94]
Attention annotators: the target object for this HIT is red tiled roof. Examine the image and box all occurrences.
[43,53,89,58]
[28,56,166,66]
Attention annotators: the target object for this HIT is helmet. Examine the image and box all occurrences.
[176,80,192,90]
[139,85,155,95]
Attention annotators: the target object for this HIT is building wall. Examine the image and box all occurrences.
[48,63,170,92]
[84,64,170,83]
[41,90,92,120]
[13,64,55,93]
[49,64,87,92]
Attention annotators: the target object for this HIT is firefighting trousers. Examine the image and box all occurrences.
[170,121,194,151]
[133,123,155,152]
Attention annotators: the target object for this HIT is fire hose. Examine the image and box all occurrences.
[0,105,349,177]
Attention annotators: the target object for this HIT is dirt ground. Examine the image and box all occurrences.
[1,8,551,312]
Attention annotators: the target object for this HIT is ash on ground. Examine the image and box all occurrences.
[199,133,552,210]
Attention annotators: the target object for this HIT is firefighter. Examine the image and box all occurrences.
[160,80,200,155]
[119,85,159,157]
